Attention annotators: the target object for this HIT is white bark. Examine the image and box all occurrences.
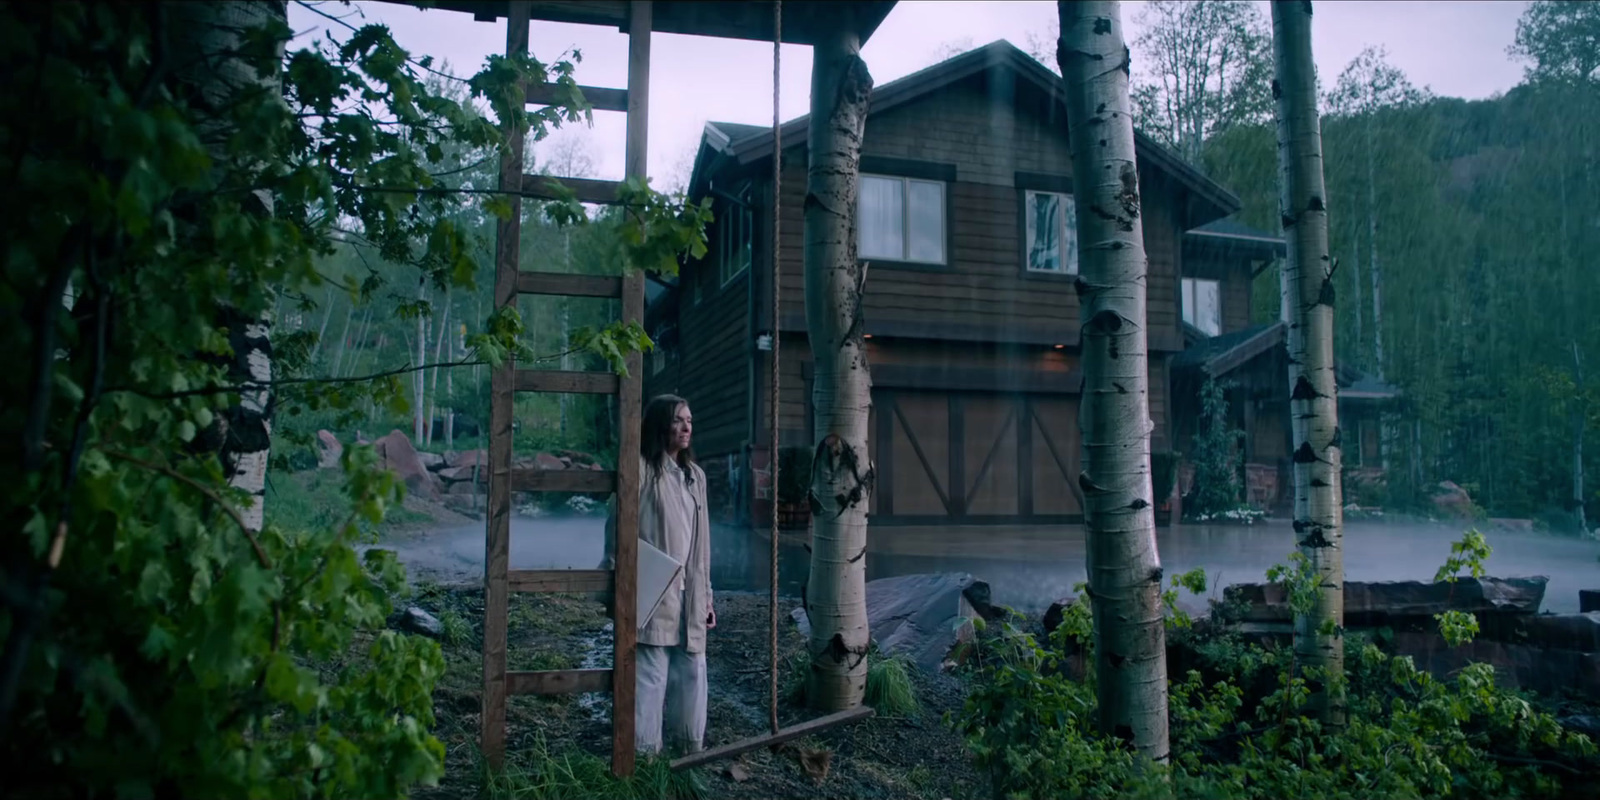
[174,0,287,534]
[330,300,354,375]
[1366,136,1382,379]
[1271,0,1345,721]
[1575,342,1587,532]
[414,280,428,446]
[802,27,874,712]
[1058,0,1170,762]
[428,289,450,446]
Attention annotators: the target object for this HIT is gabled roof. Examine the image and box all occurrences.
[1173,320,1402,400]
[1184,217,1286,260]
[693,39,1242,227]
[1172,322,1285,376]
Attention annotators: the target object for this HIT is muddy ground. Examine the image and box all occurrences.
[403,583,983,800]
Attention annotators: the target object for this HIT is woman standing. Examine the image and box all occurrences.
[602,394,714,755]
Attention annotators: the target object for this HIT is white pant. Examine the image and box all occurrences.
[635,596,707,755]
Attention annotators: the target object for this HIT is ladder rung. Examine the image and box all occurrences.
[509,569,612,593]
[511,468,617,493]
[527,81,628,113]
[507,668,613,696]
[516,272,623,298]
[522,175,623,205]
[514,369,618,394]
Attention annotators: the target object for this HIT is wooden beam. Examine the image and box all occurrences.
[808,362,1084,395]
[507,668,614,695]
[527,81,629,113]
[610,0,650,779]
[481,0,531,771]
[521,175,624,205]
[508,569,612,593]
[516,272,623,298]
[510,468,617,493]
[514,369,620,394]
[669,707,877,771]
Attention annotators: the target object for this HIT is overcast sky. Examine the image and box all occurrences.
[289,1,1531,187]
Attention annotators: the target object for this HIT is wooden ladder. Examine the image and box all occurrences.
[482,0,652,778]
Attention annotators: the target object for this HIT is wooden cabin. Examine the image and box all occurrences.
[646,40,1253,527]
[1170,219,1400,515]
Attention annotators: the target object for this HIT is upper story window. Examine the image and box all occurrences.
[1182,277,1221,336]
[720,202,753,286]
[859,174,945,264]
[1024,190,1079,275]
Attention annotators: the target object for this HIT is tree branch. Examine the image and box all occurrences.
[101,450,271,570]
[106,347,586,400]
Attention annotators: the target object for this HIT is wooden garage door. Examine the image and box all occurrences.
[870,391,1084,524]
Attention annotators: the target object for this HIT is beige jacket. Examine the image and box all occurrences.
[601,454,713,654]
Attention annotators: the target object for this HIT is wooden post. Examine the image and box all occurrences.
[482,0,530,771]
[611,0,651,778]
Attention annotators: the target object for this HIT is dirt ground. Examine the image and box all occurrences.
[404,583,983,800]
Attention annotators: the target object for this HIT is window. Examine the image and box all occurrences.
[650,346,666,376]
[719,202,753,286]
[1182,277,1222,336]
[859,174,945,264]
[1024,190,1079,274]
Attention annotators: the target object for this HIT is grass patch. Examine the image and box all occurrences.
[481,735,707,800]
[864,654,920,717]
[265,468,431,533]
[439,608,471,647]
[780,647,921,717]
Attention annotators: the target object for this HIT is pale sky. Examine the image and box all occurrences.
[289,1,1531,187]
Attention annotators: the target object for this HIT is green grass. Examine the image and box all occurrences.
[864,654,920,717]
[438,608,471,647]
[480,735,707,800]
[264,467,431,533]
[781,648,921,717]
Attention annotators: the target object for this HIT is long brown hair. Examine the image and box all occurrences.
[642,394,695,483]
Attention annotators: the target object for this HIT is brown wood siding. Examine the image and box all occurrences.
[770,79,1186,349]
[673,262,750,457]
[1222,260,1253,334]
[1149,354,1171,453]
[1142,172,1182,346]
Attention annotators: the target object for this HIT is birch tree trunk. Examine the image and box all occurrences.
[1057,0,1170,763]
[428,290,450,446]
[1574,342,1587,532]
[1271,0,1345,723]
[174,0,288,533]
[1366,133,1384,380]
[414,280,428,446]
[330,301,355,375]
[802,26,874,712]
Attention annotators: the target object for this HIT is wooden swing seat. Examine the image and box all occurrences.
[669,706,875,771]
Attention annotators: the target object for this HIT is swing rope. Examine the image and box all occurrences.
[767,0,783,739]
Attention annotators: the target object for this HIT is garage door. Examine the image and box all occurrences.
[870,390,1085,525]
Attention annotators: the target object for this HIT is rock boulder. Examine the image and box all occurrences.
[1430,480,1475,518]
[796,573,995,672]
[1223,576,1547,626]
[374,429,441,501]
[445,449,488,469]
[316,430,342,469]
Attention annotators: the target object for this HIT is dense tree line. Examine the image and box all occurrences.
[1206,1,1600,524]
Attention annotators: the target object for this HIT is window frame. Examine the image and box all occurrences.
[1181,277,1223,336]
[719,199,753,287]
[1021,188,1080,276]
[858,172,948,266]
